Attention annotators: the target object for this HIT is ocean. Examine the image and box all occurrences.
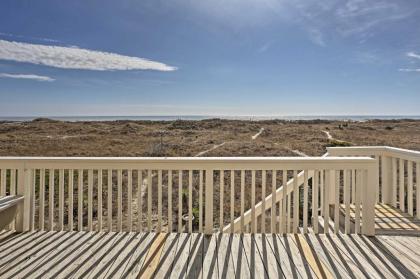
[0,115,419,122]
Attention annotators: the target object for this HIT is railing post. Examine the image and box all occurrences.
[205,169,213,234]
[362,166,376,236]
[381,156,393,204]
[16,164,31,232]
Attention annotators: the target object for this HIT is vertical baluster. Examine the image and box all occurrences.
[205,169,214,234]
[68,169,73,231]
[334,170,340,234]
[118,169,123,232]
[147,170,152,231]
[108,169,112,232]
[168,170,173,232]
[230,170,234,233]
[355,170,361,234]
[251,170,256,233]
[344,170,350,234]
[261,170,266,234]
[97,169,102,232]
[127,169,132,231]
[281,170,287,234]
[88,169,93,231]
[78,169,82,231]
[30,169,36,231]
[324,170,330,234]
[39,169,45,230]
[178,170,183,232]
[293,170,299,233]
[137,170,142,232]
[240,170,245,232]
[313,170,319,233]
[391,158,397,207]
[188,170,192,233]
[10,169,16,195]
[220,170,224,232]
[158,169,163,232]
[0,169,5,196]
[50,169,55,231]
[58,169,64,231]
[287,175,291,233]
[416,163,420,219]
[399,159,405,211]
[375,156,380,203]
[198,170,203,233]
[272,170,277,233]
[407,161,413,216]
[303,170,308,233]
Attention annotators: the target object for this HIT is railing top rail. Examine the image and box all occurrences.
[0,156,375,170]
[327,146,420,161]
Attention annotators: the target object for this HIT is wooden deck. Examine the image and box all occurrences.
[0,230,418,278]
[0,204,419,278]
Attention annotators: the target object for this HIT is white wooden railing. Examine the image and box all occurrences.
[328,146,420,219]
[0,156,376,235]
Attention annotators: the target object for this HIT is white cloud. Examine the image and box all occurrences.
[0,73,55,82]
[0,39,177,71]
[398,68,420,72]
[407,52,420,60]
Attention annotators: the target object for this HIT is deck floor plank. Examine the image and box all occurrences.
[253,234,285,278]
[201,233,219,279]
[170,233,191,278]
[241,234,268,279]
[153,233,180,278]
[217,234,236,278]
[230,234,251,279]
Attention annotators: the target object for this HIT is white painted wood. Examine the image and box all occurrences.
[50,169,55,231]
[355,170,361,234]
[251,170,256,233]
[137,170,142,232]
[292,170,299,233]
[188,170,192,233]
[77,169,82,231]
[312,170,319,233]
[30,169,35,231]
[375,156,380,203]
[58,169,64,231]
[158,169,162,232]
[168,170,173,232]
[407,161,413,216]
[10,168,16,195]
[178,170,183,232]
[334,170,340,233]
[0,169,5,196]
[399,159,405,212]
[416,163,420,220]
[230,170,234,233]
[118,169,123,232]
[127,169,132,231]
[68,169,73,231]
[240,170,245,232]
[281,170,287,234]
[344,169,350,234]
[205,168,214,234]
[108,169,112,232]
[362,167,376,236]
[147,169,151,231]
[272,170,277,233]
[39,168,45,230]
[392,157,397,207]
[88,169,93,231]
[381,156,392,204]
[303,169,308,233]
[97,169,102,232]
[198,170,203,232]
[219,170,224,232]
[324,170,330,234]
[287,188,291,233]
[261,170,266,233]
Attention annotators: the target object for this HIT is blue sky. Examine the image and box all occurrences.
[0,0,419,116]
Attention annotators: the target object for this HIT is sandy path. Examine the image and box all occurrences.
[194,142,226,157]
[322,130,350,144]
[251,128,264,140]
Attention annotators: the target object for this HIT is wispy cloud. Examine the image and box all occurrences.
[0,39,177,71]
[0,73,55,82]
[398,68,420,72]
[407,52,420,60]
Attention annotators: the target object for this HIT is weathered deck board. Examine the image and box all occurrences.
[1,202,419,279]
